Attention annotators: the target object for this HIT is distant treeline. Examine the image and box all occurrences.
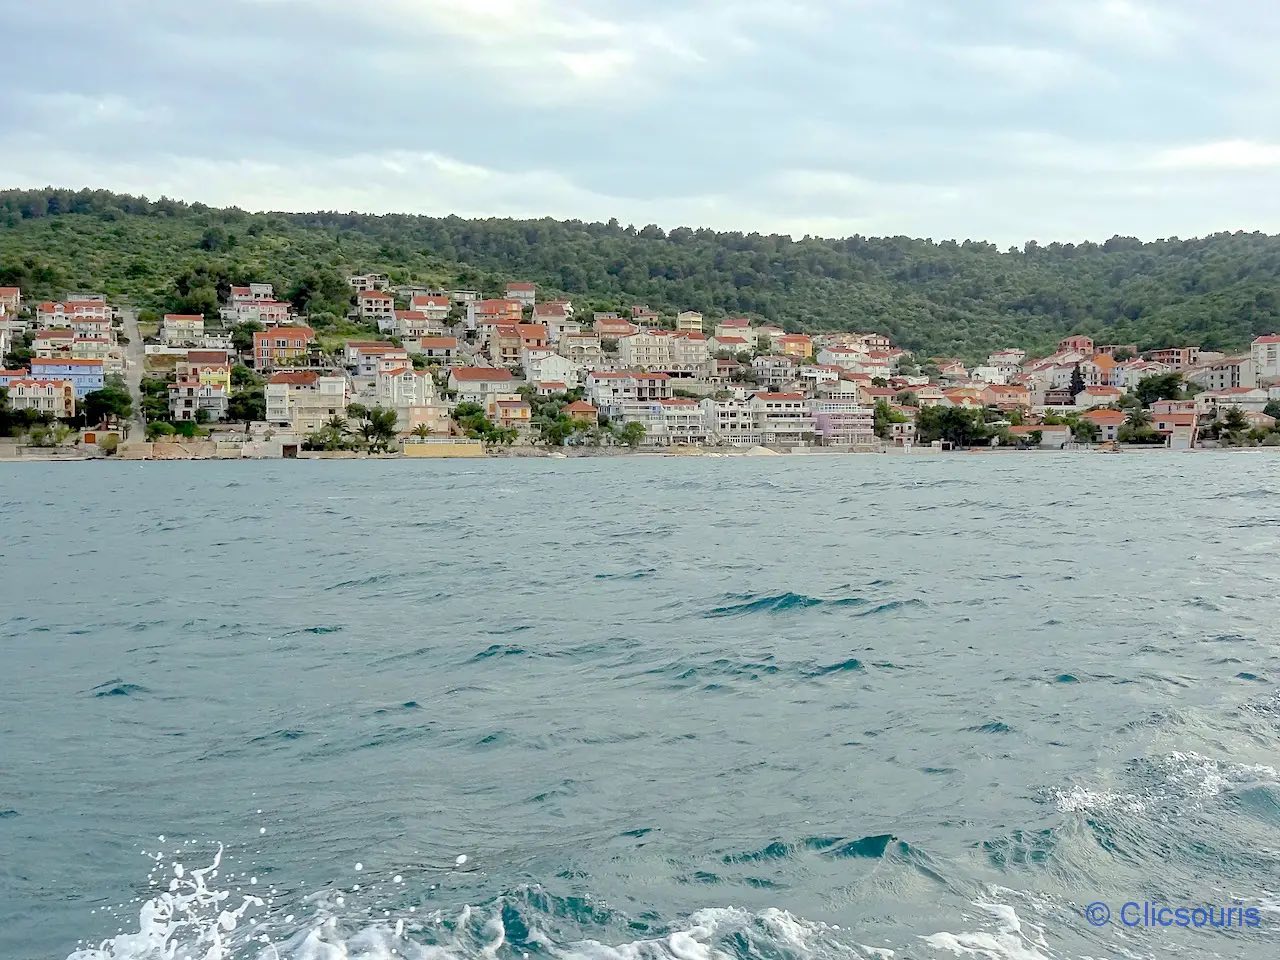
[3,186,1280,359]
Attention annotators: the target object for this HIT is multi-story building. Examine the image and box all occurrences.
[1058,335,1095,354]
[467,298,523,331]
[447,367,520,412]
[344,342,410,377]
[0,286,21,315]
[675,310,704,333]
[176,354,233,395]
[1148,346,1201,370]
[491,323,549,366]
[559,333,605,369]
[532,301,577,340]
[1251,334,1280,383]
[776,334,813,360]
[162,314,205,345]
[585,371,672,410]
[699,397,758,445]
[168,378,229,422]
[523,347,578,388]
[752,354,799,389]
[6,378,75,417]
[29,357,103,397]
[1187,355,1256,392]
[357,291,397,331]
[37,300,112,328]
[505,282,537,307]
[265,372,350,433]
[375,364,448,434]
[594,317,639,340]
[408,294,452,321]
[348,274,391,293]
[751,392,815,446]
[416,336,459,365]
[252,326,315,370]
[809,399,875,447]
[224,299,291,327]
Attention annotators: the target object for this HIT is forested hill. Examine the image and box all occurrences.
[3,186,1280,359]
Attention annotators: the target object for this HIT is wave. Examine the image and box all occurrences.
[703,593,923,619]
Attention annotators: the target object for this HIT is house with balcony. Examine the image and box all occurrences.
[168,378,228,422]
[751,392,815,447]
[29,357,103,397]
[776,334,813,359]
[448,367,520,412]
[408,294,452,322]
[1251,335,1280,383]
[265,371,350,433]
[162,314,205,345]
[467,298,523,332]
[6,378,75,417]
[810,399,875,447]
[253,326,315,370]
[415,336,459,365]
[348,273,391,293]
[356,290,397,331]
[752,354,799,389]
[505,282,537,307]
[557,333,604,370]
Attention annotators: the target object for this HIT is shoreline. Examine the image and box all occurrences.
[3,445,1276,463]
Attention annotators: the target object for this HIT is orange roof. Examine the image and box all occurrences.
[31,357,103,367]
[451,367,514,382]
[1253,334,1280,345]
[358,290,394,301]
[1089,354,1117,370]
[186,350,231,364]
[269,372,319,386]
[0,286,19,296]
[1082,385,1122,394]
[418,337,458,349]
[254,326,314,341]
[34,329,75,338]
[8,378,73,388]
[164,314,204,322]
[1083,409,1126,424]
[716,335,749,344]
[659,398,699,407]
[506,282,536,291]
[538,381,567,389]
[565,400,597,414]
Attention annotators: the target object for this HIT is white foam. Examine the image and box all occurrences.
[921,903,1051,960]
[66,845,263,960]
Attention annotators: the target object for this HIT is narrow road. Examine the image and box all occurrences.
[119,307,147,436]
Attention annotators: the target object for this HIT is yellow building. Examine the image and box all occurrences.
[776,334,813,360]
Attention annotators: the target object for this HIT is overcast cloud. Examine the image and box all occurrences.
[2,0,1279,244]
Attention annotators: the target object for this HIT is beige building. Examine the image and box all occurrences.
[265,372,350,433]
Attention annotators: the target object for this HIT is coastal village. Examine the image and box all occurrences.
[2,277,1280,459]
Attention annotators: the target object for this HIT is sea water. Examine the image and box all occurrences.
[2,454,1279,959]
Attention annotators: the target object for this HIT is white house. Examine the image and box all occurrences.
[1251,335,1280,383]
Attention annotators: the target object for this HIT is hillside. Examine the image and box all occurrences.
[3,187,1280,359]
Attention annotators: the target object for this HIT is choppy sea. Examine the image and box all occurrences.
[2,454,1279,959]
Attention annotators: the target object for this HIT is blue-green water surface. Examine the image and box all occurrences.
[2,454,1278,959]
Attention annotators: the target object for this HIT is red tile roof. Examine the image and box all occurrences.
[451,367,515,382]
[418,337,458,349]
[269,372,319,386]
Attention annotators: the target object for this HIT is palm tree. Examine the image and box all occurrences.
[410,424,432,440]
[324,415,349,436]
[1126,407,1151,429]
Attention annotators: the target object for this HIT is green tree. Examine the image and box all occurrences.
[873,399,907,439]
[1069,364,1085,397]
[227,387,266,426]
[1135,373,1183,407]
[230,322,264,355]
[915,406,992,447]
[620,421,647,448]
[82,383,133,425]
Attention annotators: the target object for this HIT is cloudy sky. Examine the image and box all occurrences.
[2,0,1279,244]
